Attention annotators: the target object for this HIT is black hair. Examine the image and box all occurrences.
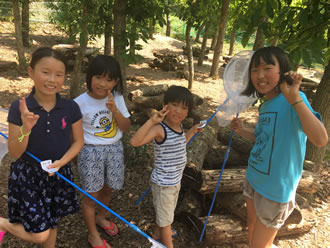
[241,46,292,98]
[86,55,123,94]
[30,47,67,71]
[163,85,194,114]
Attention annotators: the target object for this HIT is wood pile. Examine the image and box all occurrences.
[148,51,185,72]
[52,44,100,71]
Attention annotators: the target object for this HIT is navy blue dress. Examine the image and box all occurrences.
[7,90,81,233]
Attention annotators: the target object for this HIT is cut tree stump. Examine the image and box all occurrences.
[128,84,169,101]
[199,169,320,194]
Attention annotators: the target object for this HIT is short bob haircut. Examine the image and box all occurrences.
[163,85,194,114]
[241,46,292,98]
[86,55,123,94]
[30,47,67,71]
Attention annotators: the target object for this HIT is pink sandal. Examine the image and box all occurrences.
[96,220,118,237]
[0,217,7,245]
[88,239,112,248]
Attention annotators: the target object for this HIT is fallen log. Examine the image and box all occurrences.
[128,84,169,101]
[182,125,217,190]
[217,127,254,155]
[199,169,320,194]
[203,143,249,169]
[215,192,302,225]
[195,208,315,245]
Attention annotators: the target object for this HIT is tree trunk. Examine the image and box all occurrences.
[198,22,210,66]
[228,30,235,56]
[165,13,170,37]
[112,0,128,96]
[194,22,205,43]
[21,0,29,47]
[253,16,266,50]
[113,0,128,96]
[70,3,88,99]
[305,60,330,162]
[209,0,230,78]
[12,0,26,69]
[185,22,194,90]
[104,21,112,56]
[129,22,136,57]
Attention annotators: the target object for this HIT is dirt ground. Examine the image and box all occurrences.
[0,21,329,248]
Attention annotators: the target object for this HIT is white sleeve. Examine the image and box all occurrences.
[115,94,130,118]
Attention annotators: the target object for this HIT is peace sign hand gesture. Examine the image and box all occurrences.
[105,90,118,113]
[151,105,169,124]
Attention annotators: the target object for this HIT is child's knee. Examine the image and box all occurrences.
[31,229,50,243]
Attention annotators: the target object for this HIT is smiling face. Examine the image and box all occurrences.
[165,101,189,126]
[28,57,66,97]
[250,57,281,100]
[88,74,118,99]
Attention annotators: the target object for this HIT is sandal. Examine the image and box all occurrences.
[88,239,111,248]
[96,220,118,237]
[0,217,7,245]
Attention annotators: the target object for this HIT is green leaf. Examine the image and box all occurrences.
[266,0,274,18]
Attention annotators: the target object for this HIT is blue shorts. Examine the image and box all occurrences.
[77,141,125,192]
[8,158,79,233]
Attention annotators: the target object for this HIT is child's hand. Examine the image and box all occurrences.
[280,71,303,104]
[151,105,169,124]
[230,117,244,134]
[106,90,118,113]
[193,122,205,134]
[47,160,61,176]
[19,97,39,131]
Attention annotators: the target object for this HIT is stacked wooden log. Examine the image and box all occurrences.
[148,51,185,72]
[52,44,100,71]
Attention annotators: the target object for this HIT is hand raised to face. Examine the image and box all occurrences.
[105,90,118,113]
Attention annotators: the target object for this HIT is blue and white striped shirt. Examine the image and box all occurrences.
[151,122,187,186]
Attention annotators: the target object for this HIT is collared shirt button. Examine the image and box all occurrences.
[46,129,50,133]
[47,121,50,124]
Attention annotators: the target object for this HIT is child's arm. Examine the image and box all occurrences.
[230,118,256,142]
[106,90,131,132]
[130,106,168,147]
[48,119,84,171]
[185,123,204,143]
[280,71,328,147]
[8,98,39,158]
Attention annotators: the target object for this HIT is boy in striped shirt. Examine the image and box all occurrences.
[130,86,203,248]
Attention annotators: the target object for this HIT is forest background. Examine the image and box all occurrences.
[0,0,329,247]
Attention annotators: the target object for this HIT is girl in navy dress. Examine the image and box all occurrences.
[0,47,84,247]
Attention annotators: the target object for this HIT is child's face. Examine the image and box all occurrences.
[166,101,189,125]
[89,74,117,99]
[28,57,65,97]
[251,57,281,99]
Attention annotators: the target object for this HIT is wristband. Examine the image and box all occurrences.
[18,125,31,142]
[292,99,303,106]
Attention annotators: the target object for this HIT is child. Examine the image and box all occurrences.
[0,47,84,247]
[130,85,203,248]
[74,55,131,248]
[231,46,328,248]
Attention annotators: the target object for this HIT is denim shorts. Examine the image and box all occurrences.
[243,178,295,230]
[77,141,125,193]
[151,182,181,227]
